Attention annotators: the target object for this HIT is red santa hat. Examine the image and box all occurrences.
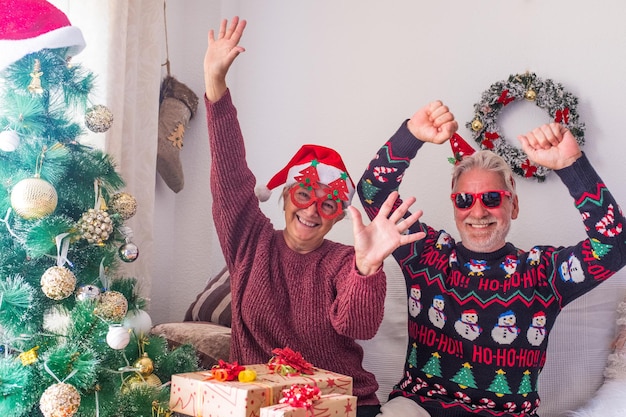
[0,0,86,71]
[255,144,355,205]
[448,133,476,165]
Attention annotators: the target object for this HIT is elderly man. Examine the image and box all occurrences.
[358,101,626,417]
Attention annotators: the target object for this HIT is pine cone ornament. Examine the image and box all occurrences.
[77,208,113,245]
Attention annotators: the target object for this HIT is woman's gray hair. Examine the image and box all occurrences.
[451,150,517,196]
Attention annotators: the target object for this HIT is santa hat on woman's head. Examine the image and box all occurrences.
[255,144,355,205]
[0,0,86,71]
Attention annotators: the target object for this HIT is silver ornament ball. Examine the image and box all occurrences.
[76,284,101,302]
[119,241,139,262]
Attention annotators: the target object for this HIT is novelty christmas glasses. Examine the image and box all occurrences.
[450,190,512,210]
[290,186,343,219]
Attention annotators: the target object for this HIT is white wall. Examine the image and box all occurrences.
[150,0,626,324]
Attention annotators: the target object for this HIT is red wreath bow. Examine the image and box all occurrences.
[497,90,515,105]
[279,384,321,409]
[482,131,499,150]
[208,360,245,381]
[555,107,570,124]
[521,159,538,178]
[268,347,314,376]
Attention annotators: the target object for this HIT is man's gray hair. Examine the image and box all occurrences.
[451,150,517,196]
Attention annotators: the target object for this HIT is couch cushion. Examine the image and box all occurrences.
[537,274,626,417]
[151,321,231,369]
[184,266,232,327]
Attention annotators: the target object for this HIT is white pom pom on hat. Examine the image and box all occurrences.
[255,144,355,204]
[254,184,273,202]
[0,0,86,71]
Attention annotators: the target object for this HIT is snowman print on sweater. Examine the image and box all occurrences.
[491,310,520,345]
[454,309,482,341]
[409,285,422,317]
[428,295,447,329]
[526,311,547,346]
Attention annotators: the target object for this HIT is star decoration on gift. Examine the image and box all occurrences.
[167,123,185,149]
[344,398,354,414]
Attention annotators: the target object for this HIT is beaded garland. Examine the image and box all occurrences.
[466,72,585,182]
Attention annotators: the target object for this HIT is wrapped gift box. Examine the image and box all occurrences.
[169,364,353,417]
[260,393,357,417]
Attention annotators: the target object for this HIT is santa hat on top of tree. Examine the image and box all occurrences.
[0,0,86,71]
[255,144,355,206]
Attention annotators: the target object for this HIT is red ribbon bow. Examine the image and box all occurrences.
[279,384,321,409]
[208,360,245,381]
[268,347,314,376]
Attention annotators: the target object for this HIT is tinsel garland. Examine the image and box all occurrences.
[466,72,586,182]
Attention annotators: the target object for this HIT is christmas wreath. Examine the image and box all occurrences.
[466,72,585,182]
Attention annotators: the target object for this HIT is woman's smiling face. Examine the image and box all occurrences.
[282,185,344,254]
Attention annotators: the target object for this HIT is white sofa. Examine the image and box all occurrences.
[153,259,626,417]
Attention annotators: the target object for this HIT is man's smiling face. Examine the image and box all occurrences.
[453,168,519,253]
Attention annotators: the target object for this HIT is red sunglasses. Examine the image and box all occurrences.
[450,190,512,210]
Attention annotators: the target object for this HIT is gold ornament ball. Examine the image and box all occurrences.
[471,118,484,132]
[94,290,128,321]
[109,192,137,220]
[41,266,77,301]
[524,89,537,101]
[11,177,58,219]
[122,373,162,393]
[77,208,113,245]
[39,382,81,417]
[134,353,155,376]
[85,104,114,133]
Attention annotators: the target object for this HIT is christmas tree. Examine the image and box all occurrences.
[0,2,198,417]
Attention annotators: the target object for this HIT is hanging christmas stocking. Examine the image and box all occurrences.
[156,75,199,193]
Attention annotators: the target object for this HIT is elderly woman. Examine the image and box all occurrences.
[203,17,424,417]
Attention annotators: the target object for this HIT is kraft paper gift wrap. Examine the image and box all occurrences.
[169,364,353,417]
